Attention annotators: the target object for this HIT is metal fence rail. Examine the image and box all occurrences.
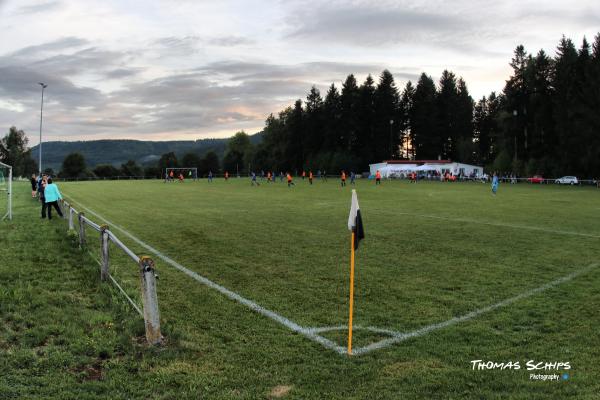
[59,198,162,345]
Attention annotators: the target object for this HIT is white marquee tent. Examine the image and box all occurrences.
[370,161,483,178]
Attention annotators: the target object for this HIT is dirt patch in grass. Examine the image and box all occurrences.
[72,360,104,382]
[269,385,293,398]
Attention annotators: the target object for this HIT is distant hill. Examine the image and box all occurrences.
[30,133,262,171]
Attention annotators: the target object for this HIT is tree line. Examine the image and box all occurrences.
[232,33,600,178]
[56,150,222,179]
[0,130,223,178]
[0,127,38,176]
[3,34,598,179]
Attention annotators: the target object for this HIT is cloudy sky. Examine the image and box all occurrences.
[0,0,598,145]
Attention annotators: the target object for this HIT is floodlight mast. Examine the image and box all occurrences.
[38,83,48,175]
[389,119,394,159]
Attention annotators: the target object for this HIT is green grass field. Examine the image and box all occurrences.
[2,178,600,399]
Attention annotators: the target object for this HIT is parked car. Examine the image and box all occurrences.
[527,175,544,184]
[555,176,579,185]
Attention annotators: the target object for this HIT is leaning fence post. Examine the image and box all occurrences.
[138,256,162,345]
[68,206,74,230]
[78,212,86,247]
[100,224,110,281]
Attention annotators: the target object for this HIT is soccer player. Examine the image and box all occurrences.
[178,173,184,182]
[287,172,295,187]
[267,171,272,183]
[208,171,213,183]
[302,170,306,180]
[309,171,313,185]
[169,170,174,182]
[491,172,499,195]
[280,171,284,182]
[251,172,260,186]
[341,171,346,187]
[375,170,382,185]
[350,171,356,185]
[225,171,229,181]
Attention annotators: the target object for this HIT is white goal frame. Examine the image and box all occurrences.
[164,167,198,181]
[0,161,12,220]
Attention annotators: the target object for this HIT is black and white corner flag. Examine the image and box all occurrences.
[347,189,365,250]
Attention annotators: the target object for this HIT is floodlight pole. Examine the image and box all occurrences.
[512,110,518,161]
[389,119,394,159]
[38,83,48,175]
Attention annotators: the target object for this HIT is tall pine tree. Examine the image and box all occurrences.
[411,73,438,159]
[355,75,376,166]
[374,70,400,160]
[399,81,415,159]
[553,36,579,174]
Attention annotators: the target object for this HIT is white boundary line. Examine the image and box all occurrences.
[395,212,600,239]
[65,195,346,355]
[306,325,402,336]
[350,262,599,355]
[65,194,599,357]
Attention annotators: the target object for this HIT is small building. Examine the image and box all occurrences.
[369,160,484,178]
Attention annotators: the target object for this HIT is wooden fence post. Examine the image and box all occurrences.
[139,256,162,345]
[78,212,86,247]
[68,206,74,230]
[100,224,110,281]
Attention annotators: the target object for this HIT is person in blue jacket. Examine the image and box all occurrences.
[491,172,499,195]
[44,177,64,219]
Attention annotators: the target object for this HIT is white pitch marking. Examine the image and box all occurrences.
[306,325,347,334]
[307,325,402,336]
[351,262,599,355]
[395,212,600,239]
[65,195,346,355]
[64,194,598,357]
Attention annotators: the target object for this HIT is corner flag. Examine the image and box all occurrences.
[347,190,365,250]
[346,189,364,355]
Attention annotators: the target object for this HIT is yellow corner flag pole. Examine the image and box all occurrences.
[348,231,355,355]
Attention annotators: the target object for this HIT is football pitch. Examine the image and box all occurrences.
[55,178,600,397]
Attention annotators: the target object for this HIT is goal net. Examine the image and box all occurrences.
[0,161,12,220]
[164,167,198,181]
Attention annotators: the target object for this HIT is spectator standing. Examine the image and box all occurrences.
[30,174,37,198]
[39,175,47,218]
[44,177,63,219]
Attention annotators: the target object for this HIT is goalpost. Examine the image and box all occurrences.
[0,161,12,221]
[164,167,198,182]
